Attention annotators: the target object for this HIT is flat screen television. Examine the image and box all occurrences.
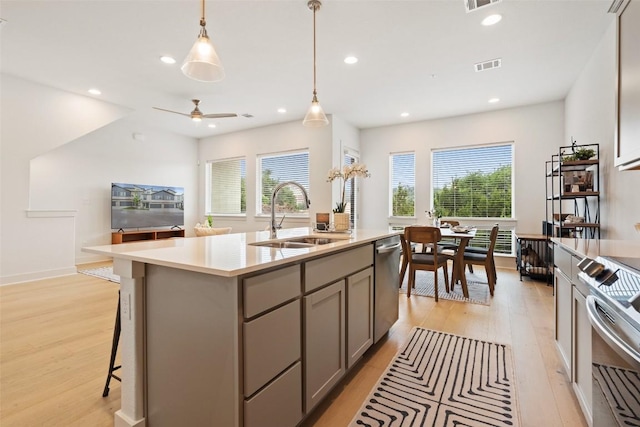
[111,182,184,230]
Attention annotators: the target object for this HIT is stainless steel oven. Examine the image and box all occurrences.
[578,256,640,426]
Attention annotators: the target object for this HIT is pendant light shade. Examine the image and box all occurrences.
[181,0,225,82]
[303,0,329,127]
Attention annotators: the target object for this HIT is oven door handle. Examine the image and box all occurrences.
[586,295,640,366]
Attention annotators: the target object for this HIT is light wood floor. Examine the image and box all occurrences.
[0,265,587,427]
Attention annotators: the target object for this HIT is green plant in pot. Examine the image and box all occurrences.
[564,148,595,162]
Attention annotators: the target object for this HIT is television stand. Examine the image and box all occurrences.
[111,229,185,244]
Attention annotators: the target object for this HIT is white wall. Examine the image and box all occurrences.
[0,75,199,284]
[198,115,359,233]
[565,20,640,240]
[29,118,199,265]
[359,101,565,236]
[0,75,130,284]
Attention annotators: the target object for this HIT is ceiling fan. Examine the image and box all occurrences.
[153,99,237,121]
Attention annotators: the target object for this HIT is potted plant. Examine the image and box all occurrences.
[327,163,370,230]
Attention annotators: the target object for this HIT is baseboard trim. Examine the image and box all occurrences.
[0,266,77,286]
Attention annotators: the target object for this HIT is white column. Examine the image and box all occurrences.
[113,258,147,427]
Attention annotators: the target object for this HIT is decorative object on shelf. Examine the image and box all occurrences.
[327,163,370,215]
[333,212,350,231]
[302,0,329,127]
[426,208,443,227]
[562,138,596,162]
[562,170,593,193]
[182,0,225,82]
[315,212,330,231]
[194,224,232,237]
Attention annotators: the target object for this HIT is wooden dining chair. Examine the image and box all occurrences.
[404,226,450,300]
[462,225,499,295]
[465,223,498,283]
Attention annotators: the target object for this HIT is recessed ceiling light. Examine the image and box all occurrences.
[401,112,409,118]
[160,56,176,64]
[488,97,500,103]
[88,88,101,95]
[344,56,358,65]
[208,124,217,128]
[482,14,502,26]
[277,108,287,113]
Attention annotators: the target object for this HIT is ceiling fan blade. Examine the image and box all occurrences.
[202,113,238,119]
[152,107,191,117]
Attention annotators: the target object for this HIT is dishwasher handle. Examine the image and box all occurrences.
[376,243,401,254]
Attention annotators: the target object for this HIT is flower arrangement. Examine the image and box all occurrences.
[426,208,443,219]
[327,163,371,213]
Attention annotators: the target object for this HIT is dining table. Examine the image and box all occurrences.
[400,225,477,299]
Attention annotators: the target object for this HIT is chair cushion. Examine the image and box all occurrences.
[463,251,487,262]
[465,246,488,254]
[412,253,450,265]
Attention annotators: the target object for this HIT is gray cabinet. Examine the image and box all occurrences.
[555,267,573,376]
[346,267,374,369]
[242,266,302,427]
[303,280,346,412]
[572,287,593,425]
[554,245,592,424]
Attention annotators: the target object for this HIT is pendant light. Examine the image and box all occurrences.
[303,0,329,127]
[181,0,225,82]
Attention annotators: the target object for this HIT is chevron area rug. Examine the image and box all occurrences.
[78,266,120,283]
[350,328,520,427]
[400,270,490,305]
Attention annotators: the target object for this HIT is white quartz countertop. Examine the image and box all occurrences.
[552,238,640,260]
[83,227,400,277]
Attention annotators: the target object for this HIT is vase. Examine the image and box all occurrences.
[333,212,350,231]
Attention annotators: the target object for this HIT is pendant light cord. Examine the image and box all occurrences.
[200,0,206,29]
[312,4,317,95]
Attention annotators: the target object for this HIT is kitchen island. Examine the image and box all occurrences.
[83,227,400,427]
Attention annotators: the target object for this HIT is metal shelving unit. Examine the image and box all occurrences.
[545,143,600,239]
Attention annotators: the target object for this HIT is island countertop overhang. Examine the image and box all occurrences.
[83,227,400,277]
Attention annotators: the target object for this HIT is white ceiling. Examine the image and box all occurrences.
[0,0,614,139]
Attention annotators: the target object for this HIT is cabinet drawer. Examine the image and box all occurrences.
[305,244,373,293]
[244,362,302,427]
[244,265,301,318]
[555,247,573,279]
[244,300,301,397]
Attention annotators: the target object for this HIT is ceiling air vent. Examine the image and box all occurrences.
[465,0,501,13]
[241,113,254,118]
[474,58,502,72]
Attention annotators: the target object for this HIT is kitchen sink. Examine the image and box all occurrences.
[249,241,316,249]
[249,236,347,249]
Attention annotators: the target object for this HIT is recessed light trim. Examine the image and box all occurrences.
[482,14,502,26]
[88,88,101,95]
[208,123,217,128]
[488,97,500,103]
[277,108,287,113]
[344,56,358,65]
[160,56,176,64]
[401,112,409,118]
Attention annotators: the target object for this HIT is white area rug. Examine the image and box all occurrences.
[400,270,491,305]
[78,266,120,283]
[350,327,520,426]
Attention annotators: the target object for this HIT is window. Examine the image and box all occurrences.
[343,153,357,227]
[432,143,514,254]
[390,152,416,217]
[206,158,246,215]
[258,151,310,215]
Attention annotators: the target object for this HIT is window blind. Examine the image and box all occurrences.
[258,151,310,215]
[432,144,512,218]
[207,158,246,215]
[391,152,416,217]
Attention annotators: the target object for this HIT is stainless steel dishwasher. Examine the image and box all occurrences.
[374,235,401,343]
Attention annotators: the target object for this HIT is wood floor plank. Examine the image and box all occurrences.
[0,265,587,427]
